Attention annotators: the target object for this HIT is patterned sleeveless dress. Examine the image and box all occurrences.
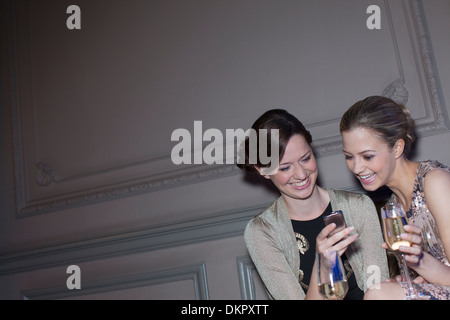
[394,160,450,299]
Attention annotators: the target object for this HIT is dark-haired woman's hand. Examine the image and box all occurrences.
[316,224,358,257]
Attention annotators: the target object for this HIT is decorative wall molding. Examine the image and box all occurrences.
[382,78,409,105]
[16,163,241,217]
[8,0,449,217]
[236,256,258,300]
[409,0,450,136]
[35,162,57,187]
[311,0,449,158]
[0,203,267,276]
[21,262,209,300]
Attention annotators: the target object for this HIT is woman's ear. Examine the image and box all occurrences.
[254,166,272,179]
[393,139,405,159]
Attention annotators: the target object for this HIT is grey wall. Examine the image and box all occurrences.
[1,0,449,299]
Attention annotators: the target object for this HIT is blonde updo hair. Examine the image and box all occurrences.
[340,96,416,158]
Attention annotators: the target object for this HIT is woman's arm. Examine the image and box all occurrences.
[244,219,305,300]
[423,169,450,261]
[350,194,390,288]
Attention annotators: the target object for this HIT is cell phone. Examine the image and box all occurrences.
[323,210,347,236]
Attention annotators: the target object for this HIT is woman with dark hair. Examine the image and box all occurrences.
[340,96,450,299]
[239,109,388,300]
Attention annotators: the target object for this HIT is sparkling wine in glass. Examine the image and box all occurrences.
[382,212,410,251]
[316,250,348,300]
[381,200,430,300]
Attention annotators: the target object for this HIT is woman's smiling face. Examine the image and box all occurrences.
[259,134,318,200]
[341,127,397,191]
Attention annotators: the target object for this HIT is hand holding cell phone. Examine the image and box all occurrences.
[317,210,357,257]
[323,210,347,237]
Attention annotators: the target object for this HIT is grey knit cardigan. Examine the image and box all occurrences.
[244,189,389,300]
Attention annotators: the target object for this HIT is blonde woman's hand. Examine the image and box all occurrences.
[398,224,424,268]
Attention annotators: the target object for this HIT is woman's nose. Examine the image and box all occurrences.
[353,157,365,175]
[293,164,307,180]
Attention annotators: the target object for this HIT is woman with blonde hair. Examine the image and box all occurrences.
[340,96,450,299]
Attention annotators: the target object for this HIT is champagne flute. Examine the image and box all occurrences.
[381,200,430,300]
[316,250,348,300]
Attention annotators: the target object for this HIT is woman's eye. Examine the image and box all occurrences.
[344,155,353,160]
[301,156,311,163]
[279,166,290,172]
[364,155,374,161]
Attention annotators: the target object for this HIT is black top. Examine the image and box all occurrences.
[291,203,364,300]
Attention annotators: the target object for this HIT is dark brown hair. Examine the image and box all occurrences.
[237,109,312,173]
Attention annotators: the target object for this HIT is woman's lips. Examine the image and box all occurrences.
[290,177,310,190]
[359,173,376,184]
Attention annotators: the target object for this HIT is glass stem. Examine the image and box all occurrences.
[400,253,415,297]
